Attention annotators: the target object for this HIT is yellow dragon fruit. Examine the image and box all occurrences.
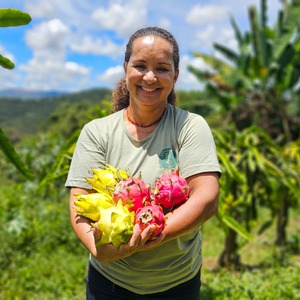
[86,164,129,193]
[73,192,114,222]
[96,200,134,249]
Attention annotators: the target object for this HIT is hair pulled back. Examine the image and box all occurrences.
[111,27,179,113]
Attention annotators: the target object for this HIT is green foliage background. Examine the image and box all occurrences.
[0,89,299,299]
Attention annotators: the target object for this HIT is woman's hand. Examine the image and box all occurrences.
[92,223,165,263]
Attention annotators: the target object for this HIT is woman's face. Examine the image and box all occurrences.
[124,35,179,108]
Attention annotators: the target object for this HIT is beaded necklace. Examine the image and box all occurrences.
[126,107,165,128]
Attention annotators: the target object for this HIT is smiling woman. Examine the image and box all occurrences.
[66,26,221,300]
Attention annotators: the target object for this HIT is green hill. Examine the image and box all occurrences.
[0,88,112,141]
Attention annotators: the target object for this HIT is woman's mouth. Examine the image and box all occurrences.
[141,86,157,93]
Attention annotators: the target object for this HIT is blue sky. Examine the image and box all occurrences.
[0,0,282,92]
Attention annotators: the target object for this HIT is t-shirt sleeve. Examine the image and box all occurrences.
[178,114,221,179]
[65,120,106,188]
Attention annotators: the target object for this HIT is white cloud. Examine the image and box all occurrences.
[97,65,124,87]
[70,35,123,57]
[194,25,237,52]
[26,19,69,52]
[25,1,57,18]
[176,55,205,90]
[92,0,148,38]
[20,19,90,91]
[186,4,229,25]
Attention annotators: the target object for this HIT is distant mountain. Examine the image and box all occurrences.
[0,88,68,99]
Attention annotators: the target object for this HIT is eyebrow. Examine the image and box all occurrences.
[131,59,172,66]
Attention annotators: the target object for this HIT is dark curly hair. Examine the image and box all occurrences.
[111,27,179,113]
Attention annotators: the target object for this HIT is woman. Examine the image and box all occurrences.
[66,27,221,300]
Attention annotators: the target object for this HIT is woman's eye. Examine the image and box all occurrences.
[157,68,168,72]
[134,65,145,70]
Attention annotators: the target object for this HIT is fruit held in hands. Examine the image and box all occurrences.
[113,175,151,212]
[96,200,135,249]
[86,164,129,193]
[152,169,189,209]
[135,203,166,240]
[74,193,114,222]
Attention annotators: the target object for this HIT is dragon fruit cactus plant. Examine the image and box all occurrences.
[135,202,166,240]
[151,168,189,209]
[113,174,151,212]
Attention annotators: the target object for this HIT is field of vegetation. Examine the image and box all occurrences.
[1,88,299,299]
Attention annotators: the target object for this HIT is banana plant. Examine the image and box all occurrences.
[188,0,300,143]
[0,8,32,179]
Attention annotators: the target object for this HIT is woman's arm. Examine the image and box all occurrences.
[142,172,219,249]
[162,172,219,242]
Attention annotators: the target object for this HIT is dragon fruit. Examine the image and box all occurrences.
[135,203,166,240]
[96,200,135,249]
[152,169,189,209]
[73,192,114,222]
[86,164,129,193]
[113,175,151,212]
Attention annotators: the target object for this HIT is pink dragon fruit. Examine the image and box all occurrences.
[135,203,166,240]
[151,169,189,209]
[113,175,151,212]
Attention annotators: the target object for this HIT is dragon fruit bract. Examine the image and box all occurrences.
[113,175,151,212]
[152,169,189,209]
[135,203,166,240]
[73,192,114,222]
[96,200,135,249]
[86,164,129,194]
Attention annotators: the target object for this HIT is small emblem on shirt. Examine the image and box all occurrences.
[159,148,177,169]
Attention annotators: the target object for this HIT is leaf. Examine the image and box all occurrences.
[229,15,243,45]
[218,150,245,184]
[0,8,31,27]
[0,54,15,69]
[221,214,253,241]
[213,43,239,65]
[0,128,33,179]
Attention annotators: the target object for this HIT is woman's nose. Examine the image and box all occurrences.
[143,70,157,83]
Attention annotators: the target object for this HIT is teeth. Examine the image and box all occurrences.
[142,87,156,92]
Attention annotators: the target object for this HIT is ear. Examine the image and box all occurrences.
[123,61,128,74]
[173,69,179,84]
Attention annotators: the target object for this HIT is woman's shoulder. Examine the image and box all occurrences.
[84,110,124,128]
[168,104,205,125]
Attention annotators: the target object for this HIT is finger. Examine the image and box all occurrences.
[129,224,142,246]
[93,222,102,244]
[143,232,165,251]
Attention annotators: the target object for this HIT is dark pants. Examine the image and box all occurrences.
[86,262,201,300]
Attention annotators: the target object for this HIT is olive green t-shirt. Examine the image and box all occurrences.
[65,104,221,294]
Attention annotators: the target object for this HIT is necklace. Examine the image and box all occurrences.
[126,107,165,128]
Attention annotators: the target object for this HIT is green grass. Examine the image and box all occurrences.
[200,209,300,299]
